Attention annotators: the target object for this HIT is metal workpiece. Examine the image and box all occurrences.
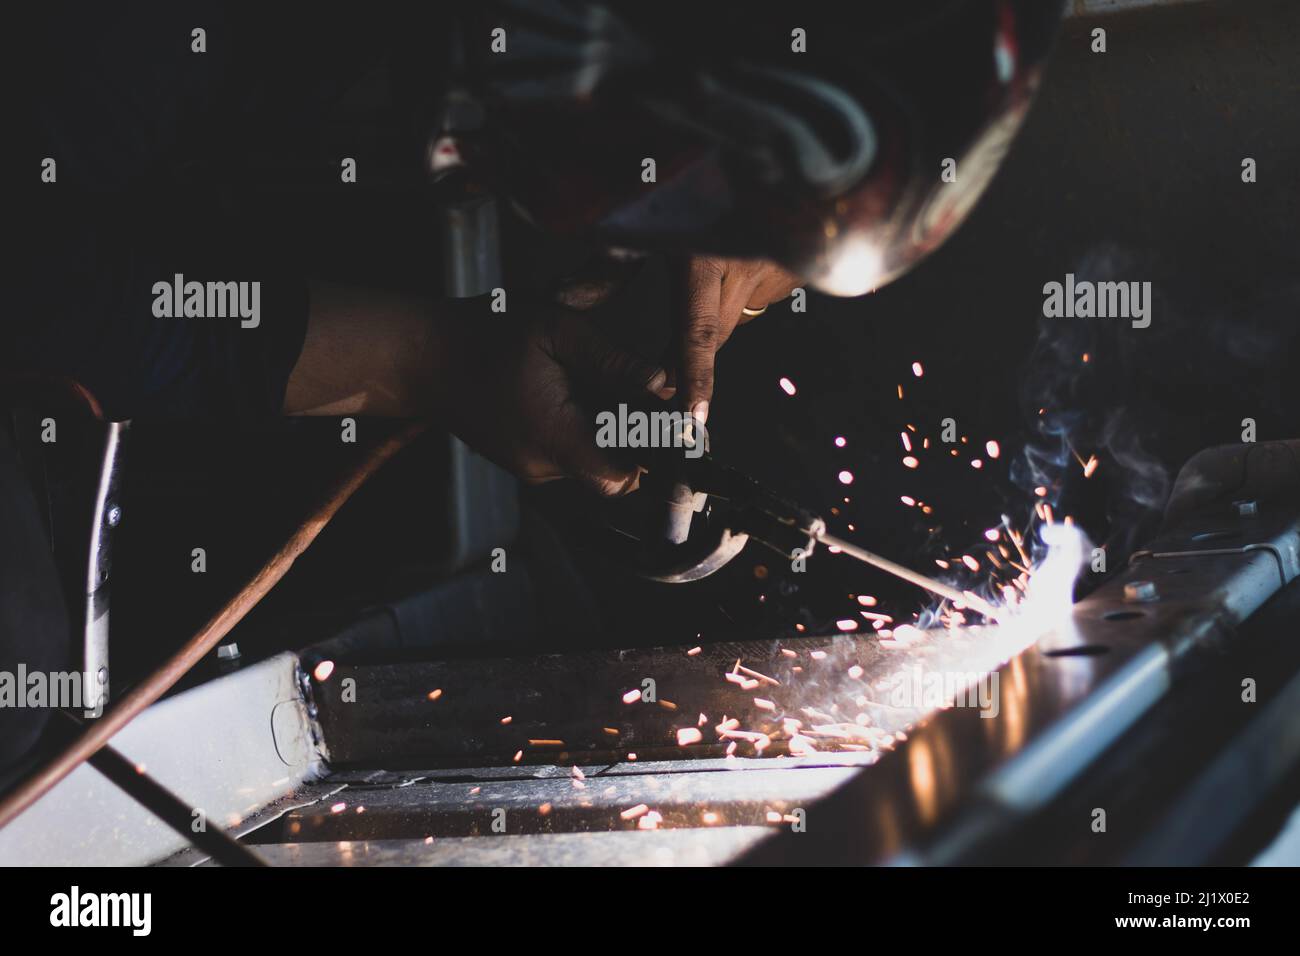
[0,654,323,866]
[742,460,1300,864]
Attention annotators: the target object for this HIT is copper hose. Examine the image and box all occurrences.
[0,420,428,831]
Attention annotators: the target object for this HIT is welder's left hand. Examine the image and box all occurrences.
[676,256,801,426]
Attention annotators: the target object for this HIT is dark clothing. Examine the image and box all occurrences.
[0,429,71,787]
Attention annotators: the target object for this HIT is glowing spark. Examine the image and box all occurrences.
[686,646,702,656]
[313,660,335,682]
[427,689,443,701]
[902,456,919,469]
[622,689,641,704]
[834,436,847,448]
[838,470,854,485]
[961,554,980,572]
[984,528,1000,542]
[637,811,663,830]
[330,802,347,814]
[1083,455,1099,478]
[857,594,878,606]
[835,619,859,632]
[620,804,649,821]
[848,665,864,680]
[971,459,983,469]
[677,727,703,746]
[901,495,916,506]
[901,432,912,452]
[912,362,924,377]
[1034,486,1048,497]
[779,377,797,396]
[500,715,513,725]
[986,440,1001,459]
[512,750,523,762]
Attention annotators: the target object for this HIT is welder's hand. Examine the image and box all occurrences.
[436,311,674,497]
[676,256,801,425]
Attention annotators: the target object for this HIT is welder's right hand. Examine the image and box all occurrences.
[433,310,676,497]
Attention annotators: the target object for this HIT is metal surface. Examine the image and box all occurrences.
[208,829,770,867]
[82,419,128,717]
[0,653,321,866]
[66,717,268,867]
[295,442,1300,865]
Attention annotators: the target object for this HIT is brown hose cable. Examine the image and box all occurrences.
[0,420,429,832]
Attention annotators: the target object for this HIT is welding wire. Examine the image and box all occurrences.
[0,421,429,832]
[814,530,999,619]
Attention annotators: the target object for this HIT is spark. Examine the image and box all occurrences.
[857,594,878,606]
[622,689,641,704]
[313,660,335,682]
[499,715,513,725]
[427,689,443,701]
[1083,454,1099,478]
[686,646,702,656]
[902,456,919,469]
[637,811,663,830]
[620,804,650,821]
[912,362,924,377]
[677,727,703,746]
[901,432,912,452]
[971,459,983,469]
[986,440,1001,459]
[901,495,916,506]
[779,377,797,396]
[835,619,859,632]
[834,436,847,448]
[838,470,855,485]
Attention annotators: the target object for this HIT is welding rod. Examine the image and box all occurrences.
[814,530,1000,620]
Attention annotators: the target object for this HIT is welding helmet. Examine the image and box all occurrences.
[449,0,1066,295]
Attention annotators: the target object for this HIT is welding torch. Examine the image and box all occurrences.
[599,402,996,618]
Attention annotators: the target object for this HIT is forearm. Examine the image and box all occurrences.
[283,281,442,418]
